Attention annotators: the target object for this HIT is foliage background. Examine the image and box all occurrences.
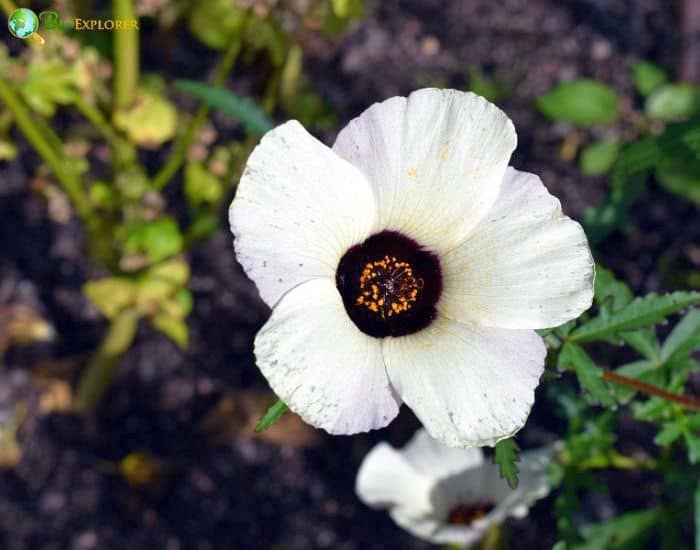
[0,0,699,548]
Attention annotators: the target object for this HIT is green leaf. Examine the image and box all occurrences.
[559,343,616,407]
[632,60,668,97]
[661,310,700,363]
[646,84,700,121]
[188,0,247,51]
[536,79,619,127]
[141,217,184,263]
[113,88,178,148]
[493,438,520,489]
[654,422,683,446]
[622,329,659,360]
[84,278,138,319]
[184,162,224,207]
[655,157,700,205]
[685,431,700,464]
[146,259,190,287]
[255,400,289,433]
[570,291,700,343]
[611,118,700,187]
[579,140,620,177]
[574,508,662,550]
[175,80,275,137]
[594,266,633,311]
[468,68,508,103]
[151,314,188,348]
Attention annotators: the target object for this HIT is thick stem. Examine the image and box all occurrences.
[0,75,90,220]
[113,0,139,110]
[151,19,247,191]
[74,308,140,412]
[602,369,700,411]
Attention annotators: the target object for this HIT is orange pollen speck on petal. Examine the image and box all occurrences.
[354,255,424,319]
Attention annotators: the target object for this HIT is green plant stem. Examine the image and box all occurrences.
[113,0,139,110]
[151,21,247,191]
[0,75,90,219]
[75,308,140,412]
[73,95,135,165]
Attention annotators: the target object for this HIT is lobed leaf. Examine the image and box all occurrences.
[661,309,700,363]
[569,291,700,343]
[559,343,616,407]
[493,438,520,490]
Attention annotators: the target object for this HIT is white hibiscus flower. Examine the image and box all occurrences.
[356,429,558,547]
[229,88,594,448]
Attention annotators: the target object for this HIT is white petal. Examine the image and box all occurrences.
[383,316,545,448]
[389,508,446,543]
[355,442,433,514]
[439,167,594,329]
[254,278,400,434]
[430,523,488,547]
[230,120,377,308]
[333,89,516,252]
[402,428,484,481]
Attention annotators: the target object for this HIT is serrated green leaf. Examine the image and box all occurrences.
[559,343,616,407]
[175,80,274,136]
[579,140,620,177]
[575,508,662,550]
[570,291,700,343]
[661,309,700,363]
[255,400,289,433]
[622,329,659,360]
[594,266,633,311]
[536,79,619,127]
[655,422,683,446]
[493,438,520,489]
[632,60,668,97]
[646,84,700,121]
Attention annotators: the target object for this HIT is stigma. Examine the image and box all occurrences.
[355,256,423,318]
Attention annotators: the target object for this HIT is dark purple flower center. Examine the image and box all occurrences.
[335,230,442,338]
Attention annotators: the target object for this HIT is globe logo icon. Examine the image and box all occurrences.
[8,8,45,44]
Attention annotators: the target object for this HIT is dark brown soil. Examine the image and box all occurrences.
[0,1,695,549]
